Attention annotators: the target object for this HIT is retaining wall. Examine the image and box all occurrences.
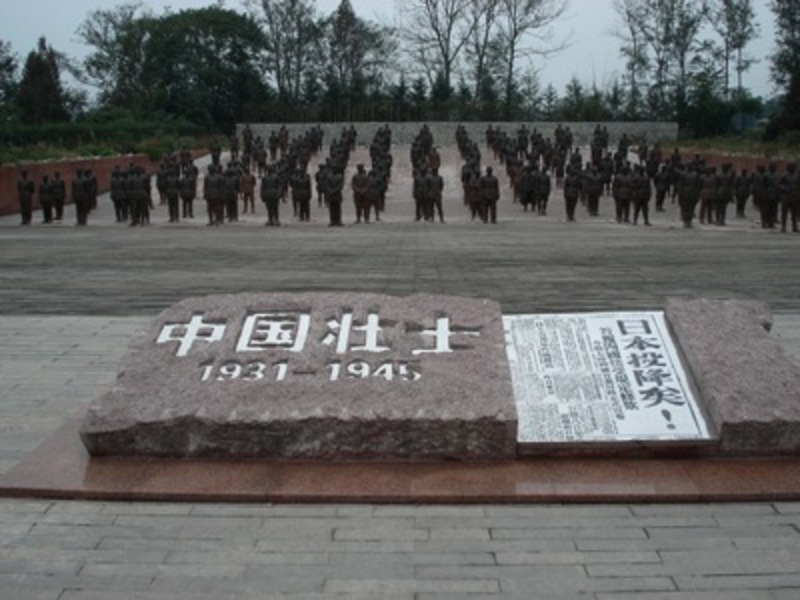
[239,121,680,147]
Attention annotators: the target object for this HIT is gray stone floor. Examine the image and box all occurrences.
[1,145,800,599]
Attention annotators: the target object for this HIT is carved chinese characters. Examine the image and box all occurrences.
[80,293,517,460]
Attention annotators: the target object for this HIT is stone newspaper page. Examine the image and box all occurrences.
[504,312,711,444]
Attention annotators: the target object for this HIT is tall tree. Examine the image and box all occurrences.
[249,0,323,103]
[16,37,69,124]
[77,2,151,108]
[613,0,648,118]
[670,0,706,124]
[398,0,482,93]
[0,40,17,106]
[326,0,391,118]
[770,0,800,132]
[705,0,759,99]
[464,0,500,99]
[495,0,567,117]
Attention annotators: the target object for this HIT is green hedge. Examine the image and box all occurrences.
[0,116,206,164]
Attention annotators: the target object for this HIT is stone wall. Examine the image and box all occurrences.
[239,121,679,147]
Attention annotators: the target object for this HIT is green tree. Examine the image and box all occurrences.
[140,7,268,129]
[705,0,759,99]
[541,82,559,119]
[410,76,428,119]
[495,0,567,117]
[614,0,649,118]
[16,37,69,124]
[769,0,800,134]
[0,40,17,122]
[0,40,17,105]
[250,0,323,104]
[77,2,151,109]
[325,0,390,120]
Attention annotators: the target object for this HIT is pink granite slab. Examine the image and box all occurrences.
[665,298,800,455]
[79,293,517,460]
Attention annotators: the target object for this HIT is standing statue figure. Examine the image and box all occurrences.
[165,168,181,223]
[180,166,197,219]
[39,174,54,224]
[480,166,500,224]
[260,166,282,227]
[678,166,702,229]
[73,169,91,227]
[426,167,445,224]
[52,171,66,221]
[17,170,35,225]
[779,163,799,233]
[734,168,752,219]
[564,166,581,222]
[290,167,312,222]
[631,165,652,226]
[351,164,371,224]
[240,166,257,215]
[326,168,344,227]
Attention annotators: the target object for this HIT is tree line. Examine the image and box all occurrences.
[0,0,797,144]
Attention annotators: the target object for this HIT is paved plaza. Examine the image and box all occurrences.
[1,144,800,599]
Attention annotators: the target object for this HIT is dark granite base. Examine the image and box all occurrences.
[3,414,800,503]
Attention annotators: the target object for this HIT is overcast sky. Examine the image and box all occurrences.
[0,0,778,99]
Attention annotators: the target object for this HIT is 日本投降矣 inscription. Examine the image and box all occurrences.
[504,312,711,447]
[80,293,517,460]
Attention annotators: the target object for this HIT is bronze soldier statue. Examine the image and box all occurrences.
[39,174,53,224]
[480,167,500,224]
[427,167,445,223]
[367,168,383,222]
[180,166,197,219]
[351,164,371,224]
[326,168,344,227]
[631,165,652,226]
[110,167,126,223]
[716,163,734,226]
[584,163,602,217]
[240,166,257,215]
[291,167,312,222]
[165,167,180,223]
[762,164,780,229]
[534,164,551,216]
[203,165,222,226]
[260,165,282,227]
[17,170,35,226]
[52,171,66,221]
[779,163,799,233]
[73,169,90,226]
[698,168,718,225]
[734,168,752,219]
[564,166,581,222]
[678,166,702,228]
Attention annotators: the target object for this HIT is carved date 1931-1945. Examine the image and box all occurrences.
[199,360,421,383]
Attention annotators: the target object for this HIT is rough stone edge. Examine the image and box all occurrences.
[665,297,800,455]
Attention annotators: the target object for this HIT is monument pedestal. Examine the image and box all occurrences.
[80,293,517,460]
